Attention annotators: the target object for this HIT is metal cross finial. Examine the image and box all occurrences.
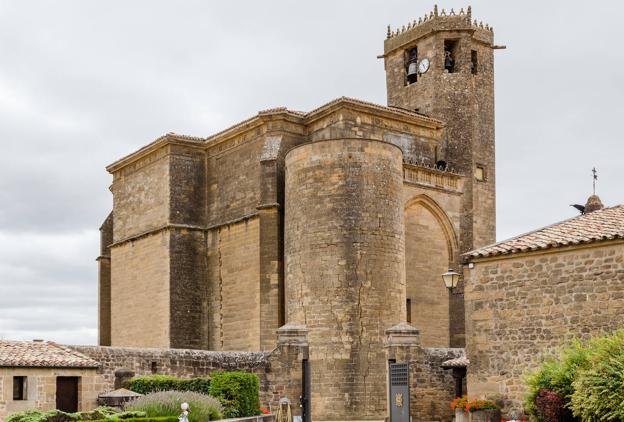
[592,167,598,195]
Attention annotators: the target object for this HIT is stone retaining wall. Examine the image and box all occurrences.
[68,324,460,421]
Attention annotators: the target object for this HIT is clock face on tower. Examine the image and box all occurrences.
[418,58,430,74]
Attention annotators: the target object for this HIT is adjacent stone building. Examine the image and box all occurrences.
[462,200,624,417]
[0,341,101,419]
[96,5,499,421]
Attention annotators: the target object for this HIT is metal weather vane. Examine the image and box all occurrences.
[592,167,598,195]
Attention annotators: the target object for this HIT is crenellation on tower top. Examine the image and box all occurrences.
[386,4,493,46]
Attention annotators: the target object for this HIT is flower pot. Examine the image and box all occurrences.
[455,408,468,422]
[468,409,501,422]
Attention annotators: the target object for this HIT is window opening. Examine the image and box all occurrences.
[475,165,485,181]
[444,40,458,73]
[471,50,478,74]
[13,376,27,400]
[406,47,418,84]
[406,298,412,323]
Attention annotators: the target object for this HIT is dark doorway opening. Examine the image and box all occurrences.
[56,377,79,412]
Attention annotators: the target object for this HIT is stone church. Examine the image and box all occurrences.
[98,5,497,420]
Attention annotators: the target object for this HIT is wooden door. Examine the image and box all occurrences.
[56,377,79,412]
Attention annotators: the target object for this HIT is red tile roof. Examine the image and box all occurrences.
[464,205,624,260]
[0,340,99,368]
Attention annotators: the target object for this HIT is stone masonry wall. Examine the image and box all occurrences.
[405,203,451,347]
[111,150,170,242]
[217,218,261,351]
[0,368,101,420]
[413,348,464,422]
[70,341,308,417]
[386,325,464,422]
[110,231,170,348]
[285,139,406,420]
[464,241,624,417]
[169,228,207,350]
[402,181,465,348]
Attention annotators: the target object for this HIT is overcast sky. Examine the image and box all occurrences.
[0,0,621,345]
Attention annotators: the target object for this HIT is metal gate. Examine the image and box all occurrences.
[301,358,311,422]
[389,363,410,422]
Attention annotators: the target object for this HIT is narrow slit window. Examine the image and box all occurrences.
[471,50,478,74]
[13,376,27,400]
[475,165,485,181]
[406,298,412,323]
[405,47,418,85]
[444,40,458,73]
[151,361,158,373]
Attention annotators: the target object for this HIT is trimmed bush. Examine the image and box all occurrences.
[5,410,73,422]
[5,408,145,422]
[126,391,223,422]
[127,375,211,395]
[208,372,260,418]
[81,416,178,422]
[79,418,177,422]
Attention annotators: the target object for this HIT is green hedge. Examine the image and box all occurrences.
[5,408,146,422]
[79,418,178,422]
[127,375,211,395]
[208,371,260,418]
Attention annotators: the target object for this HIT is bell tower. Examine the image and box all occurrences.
[384,5,498,252]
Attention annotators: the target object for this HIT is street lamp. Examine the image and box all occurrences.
[442,268,461,291]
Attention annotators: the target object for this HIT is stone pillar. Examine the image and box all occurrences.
[385,323,422,422]
[268,323,309,417]
[258,151,285,351]
[284,139,406,420]
[98,212,113,346]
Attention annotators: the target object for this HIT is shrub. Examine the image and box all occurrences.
[5,408,145,422]
[534,389,564,422]
[208,371,260,418]
[126,391,223,422]
[79,418,177,422]
[525,330,624,422]
[570,331,624,422]
[127,375,211,395]
[5,410,68,422]
[525,340,592,419]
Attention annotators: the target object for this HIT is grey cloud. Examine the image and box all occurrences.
[0,0,622,344]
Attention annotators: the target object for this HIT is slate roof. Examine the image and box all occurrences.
[464,205,624,260]
[0,340,100,368]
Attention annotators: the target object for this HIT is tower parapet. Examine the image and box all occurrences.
[385,5,493,54]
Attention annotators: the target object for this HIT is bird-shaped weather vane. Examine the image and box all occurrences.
[570,167,599,215]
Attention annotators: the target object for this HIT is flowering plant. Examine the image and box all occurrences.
[450,396,468,411]
[259,407,270,415]
[451,396,497,413]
